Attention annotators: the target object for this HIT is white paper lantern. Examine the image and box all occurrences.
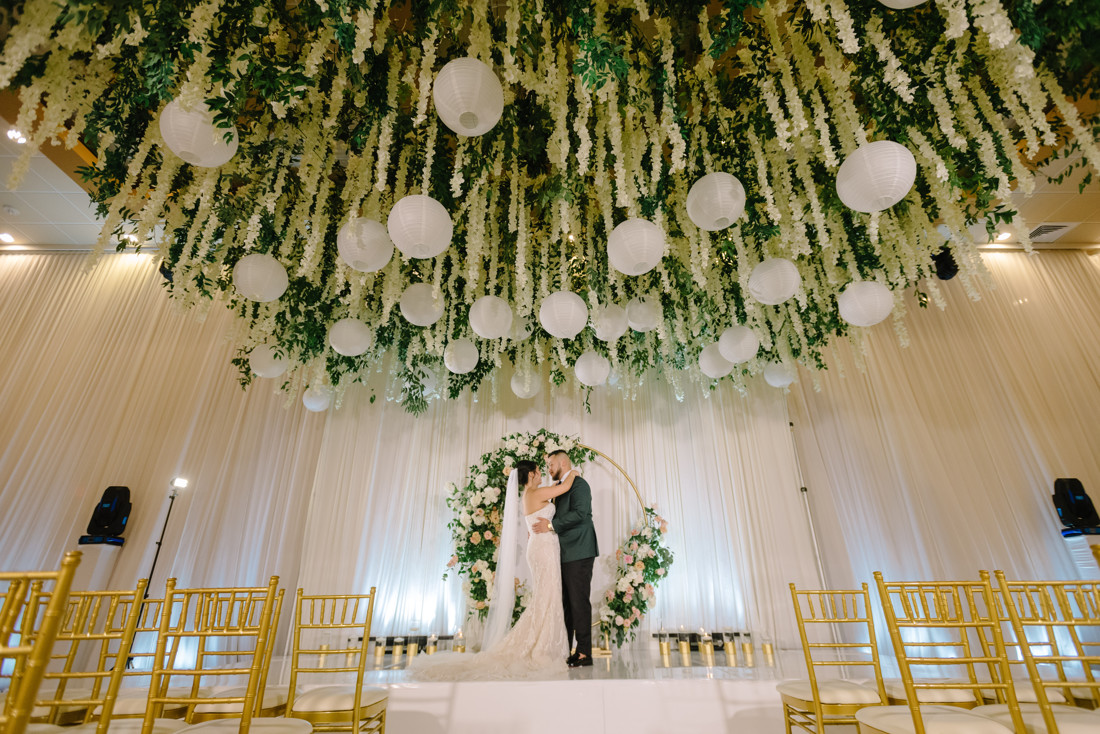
[699,343,733,379]
[400,283,444,326]
[748,258,801,305]
[329,318,373,356]
[591,303,628,342]
[249,345,287,378]
[387,195,453,259]
[626,297,660,332]
[539,291,588,339]
[509,319,532,342]
[337,218,393,273]
[763,362,795,388]
[718,325,760,364]
[686,172,746,231]
[878,0,929,8]
[836,141,917,213]
[233,253,288,302]
[511,371,541,399]
[469,295,513,339]
[158,98,239,168]
[838,281,895,327]
[302,385,332,412]
[607,218,667,276]
[433,57,505,137]
[574,351,611,387]
[444,338,479,374]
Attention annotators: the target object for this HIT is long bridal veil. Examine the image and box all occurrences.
[481,468,522,651]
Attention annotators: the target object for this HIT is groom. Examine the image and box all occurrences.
[532,449,598,667]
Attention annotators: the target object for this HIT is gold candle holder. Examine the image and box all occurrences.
[427,634,438,655]
[345,648,356,666]
[762,641,775,667]
[373,639,385,665]
[742,641,755,667]
[699,628,714,663]
[318,643,330,667]
[392,637,405,662]
[724,639,738,666]
[407,641,419,658]
[678,639,691,657]
[658,640,671,656]
[453,629,465,653]
[660,650,672,668]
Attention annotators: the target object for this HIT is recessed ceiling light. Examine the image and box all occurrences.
[0,233,14,243]
[996,232,1012,241]
[6,128,26,144]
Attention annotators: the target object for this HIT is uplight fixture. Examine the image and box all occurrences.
[996,232,1012,241]
[170,476,189,490]
[6,128,26,144]
[0,233,13,243]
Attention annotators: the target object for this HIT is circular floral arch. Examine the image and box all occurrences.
[444,429,673,648]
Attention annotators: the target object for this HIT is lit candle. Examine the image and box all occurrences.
[700,627,715,663]
[392,636,405,662]
[724,628,737,665]
[658,626,671,657]
[742,632,755,668]
[453,628,466,653]
[373,638,386,665]
[427,633,438,655]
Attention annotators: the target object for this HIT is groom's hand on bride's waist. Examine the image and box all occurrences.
[531,518,553,534]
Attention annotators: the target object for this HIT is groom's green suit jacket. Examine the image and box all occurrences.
[551,475,598,564]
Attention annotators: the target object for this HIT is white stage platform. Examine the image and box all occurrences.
[355,647,795,734]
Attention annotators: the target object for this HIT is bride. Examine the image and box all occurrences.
[408,459,578,680]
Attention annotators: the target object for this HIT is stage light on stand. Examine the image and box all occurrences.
[171,477,188,490]
[144,477,187,601]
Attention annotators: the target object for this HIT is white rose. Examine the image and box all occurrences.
[643,528,653,539]
[475,473,488,489]
[445,482,457,493]
[616,577,631,592]
[459,512,472,527]
[484,487,500,504]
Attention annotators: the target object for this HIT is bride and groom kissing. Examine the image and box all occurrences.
[410,450,598,679]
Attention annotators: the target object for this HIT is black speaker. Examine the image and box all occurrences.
[1053,478,1100,529]
[86,486,131,537]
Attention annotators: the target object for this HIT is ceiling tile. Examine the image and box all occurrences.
[1048,194,1100,223]
[7,221,75,246]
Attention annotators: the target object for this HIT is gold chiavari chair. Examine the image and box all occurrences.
[191,590,288,720]
[285,588,387,733]
[0,551,81,734]
[778,583,888,733]
[140,578,309,734]
[971,572,1100,732]
[856,571,1025,734]
[22,580,149,731]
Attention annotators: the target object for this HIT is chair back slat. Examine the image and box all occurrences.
[874,571,1026,734]
[0,551,81,734]
[286,587,377,728]
[994,571,1100,726]
[27,580,148,730]
[141,577,280,734]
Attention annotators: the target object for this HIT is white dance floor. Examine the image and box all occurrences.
[355,646,796,734]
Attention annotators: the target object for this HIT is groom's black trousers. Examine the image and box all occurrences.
[561,557,595,657]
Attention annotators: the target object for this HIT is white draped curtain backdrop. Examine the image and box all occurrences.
[1,250,1098,650]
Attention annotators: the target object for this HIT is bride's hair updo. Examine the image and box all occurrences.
[515,460,538,487]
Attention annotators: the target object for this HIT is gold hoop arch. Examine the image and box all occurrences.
[577,444,645,512]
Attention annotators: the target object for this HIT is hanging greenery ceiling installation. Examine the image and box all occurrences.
[0,0,1097,413]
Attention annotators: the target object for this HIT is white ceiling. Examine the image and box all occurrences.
[0,130,105,249]
[0,121,1096,252]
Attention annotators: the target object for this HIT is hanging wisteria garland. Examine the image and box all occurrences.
[0,0,1097,413]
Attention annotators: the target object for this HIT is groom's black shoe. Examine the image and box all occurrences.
[566,653,579,665]
[568,654,593,668]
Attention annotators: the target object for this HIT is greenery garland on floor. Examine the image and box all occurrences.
[0,0,1096,413]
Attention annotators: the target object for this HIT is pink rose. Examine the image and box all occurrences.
[606,590,614,600]
[471,532,482,544]
[484,530,493,541]
[476,600,486,609]
[447,555,458,567]
[615,615,625,626]
[634,561,644,571]
[630,541,638,551]
[656,568,666,577]
[624,554,634,565]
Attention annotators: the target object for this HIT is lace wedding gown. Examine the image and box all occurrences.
[408,502,569,680]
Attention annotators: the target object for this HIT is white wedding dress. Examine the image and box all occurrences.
[408,502,569,680]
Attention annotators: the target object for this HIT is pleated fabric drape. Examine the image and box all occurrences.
[2,250,1099,649]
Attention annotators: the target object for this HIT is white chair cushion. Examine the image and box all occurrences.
[95,687,211,715]
[66,720,190,733]
[980,679,1067,704]
[973,703,1100,734]
[856,704,1015,733]
[777,679,883,705]
[290,685,388,713]
[177,720,313,733]
[882,679,978,704]
[192,686,290,714]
